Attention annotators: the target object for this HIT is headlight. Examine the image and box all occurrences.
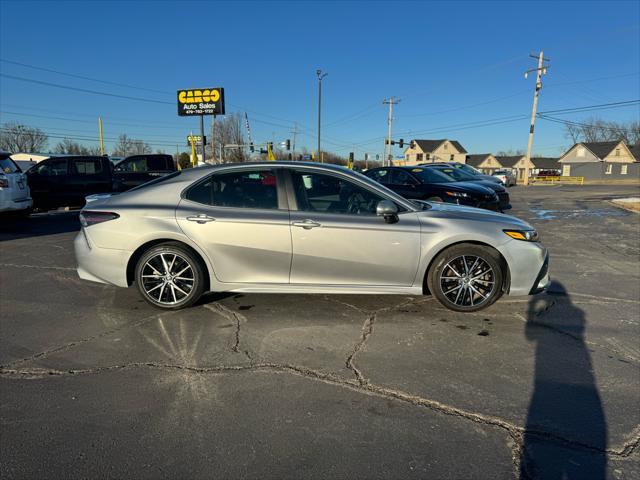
[504,229,539,242]
[445,191,469,198]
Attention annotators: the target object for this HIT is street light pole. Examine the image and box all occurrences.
[316,69,328,162]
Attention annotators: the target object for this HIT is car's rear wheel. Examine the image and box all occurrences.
[427,243,504,312]
[135,243,205,309]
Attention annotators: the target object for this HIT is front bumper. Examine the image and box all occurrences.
[74,230,130,287]
[500,240,549,296]
[529,253,550,294]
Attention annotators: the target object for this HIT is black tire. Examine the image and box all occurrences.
[135,242,205,310]
[427,243,504,312]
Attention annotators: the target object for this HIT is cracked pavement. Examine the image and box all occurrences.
[1,185,639,479]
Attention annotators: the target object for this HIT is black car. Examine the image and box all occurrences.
[364,166,500,211]
[112,154,176,192]
[422,165,511,211]
[26,156,112,210]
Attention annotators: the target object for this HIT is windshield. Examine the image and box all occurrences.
[0,158,20,174]
[457,164,482,175]
[430,167,475,182]
[409,168,455,184]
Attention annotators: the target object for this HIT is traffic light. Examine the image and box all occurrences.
[398,139,404,148]
[410,140,416,149]
[250,143,255,153]
[285,139,291,150]
[348,152,354,170]
[268,142,273,150]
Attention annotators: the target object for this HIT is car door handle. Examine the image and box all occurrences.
[291,219,321,229]
[186,214,216,224]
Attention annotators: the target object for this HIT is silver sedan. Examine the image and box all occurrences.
[74,162,549,312]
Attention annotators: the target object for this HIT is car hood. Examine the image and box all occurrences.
[418,201,532,229]
[435,181,494,195]
[464,180,506,192]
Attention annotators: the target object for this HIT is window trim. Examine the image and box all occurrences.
[182,167,287,211]
[605,164,613,175]
[284,167,409,215]
[621,164,628,175]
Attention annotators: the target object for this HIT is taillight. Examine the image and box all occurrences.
[79,211,120,227]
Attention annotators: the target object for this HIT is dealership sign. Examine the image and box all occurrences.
[177,88,225,116]
[187,135,206,146]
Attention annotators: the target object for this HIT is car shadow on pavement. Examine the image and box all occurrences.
[0,212,80,241]
[520,281,607,479]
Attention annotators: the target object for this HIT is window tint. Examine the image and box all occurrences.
[391,170,418,185]
[147,156,171,170]
[364,169,391,183]
[186,170,278,209]
[410,168,454,184]
[36,158,68,176]
[433,167,474,181]
[292,171,384,215]
[72,158,103,175]
[0,158,20,174]
[117,157,146,172]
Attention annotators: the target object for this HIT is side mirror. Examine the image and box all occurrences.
[376,200,399,224]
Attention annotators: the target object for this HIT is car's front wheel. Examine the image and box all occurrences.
[427,243,504,312]
[135,242,205,309]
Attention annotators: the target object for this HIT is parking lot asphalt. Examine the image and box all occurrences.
[1,184,639,479]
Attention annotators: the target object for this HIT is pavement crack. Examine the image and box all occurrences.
[1,361,636,460]
[203,303,251,360]
[0,311,178,369]
[0,263,76,272]
[345,314,376,385]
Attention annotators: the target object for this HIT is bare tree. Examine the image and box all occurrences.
[0,122,48,153]
[112,134,152,156]
[495,149,526,157]
[207,113,247,163]
[563,117,639,145]
[54,138,101,155]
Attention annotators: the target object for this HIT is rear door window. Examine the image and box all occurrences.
[186,170,279,210]
[71,158,103,175]
[35,158,68,176]
[0,158,20,174]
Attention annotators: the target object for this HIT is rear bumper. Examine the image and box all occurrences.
[0,196,33,212]
[74,230,130,287]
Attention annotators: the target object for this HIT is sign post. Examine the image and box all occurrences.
[177,88,225,164]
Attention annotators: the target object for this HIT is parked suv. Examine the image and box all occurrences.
[0,152,33,216]
[112,154,176,192]
[26,156,112,211]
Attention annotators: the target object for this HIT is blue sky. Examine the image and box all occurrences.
[1,0,639,158]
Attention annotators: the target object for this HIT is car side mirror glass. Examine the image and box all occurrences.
[376,200,399,223]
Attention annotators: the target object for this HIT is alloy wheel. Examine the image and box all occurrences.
[439,255,495,308]
[140,252,195,305]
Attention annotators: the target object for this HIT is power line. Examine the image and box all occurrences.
[0,74,173,105]
[0,58,170,95]
[537,100,640,115]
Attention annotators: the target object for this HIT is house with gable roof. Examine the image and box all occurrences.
[401,139,467,166]
[558,141,639,180]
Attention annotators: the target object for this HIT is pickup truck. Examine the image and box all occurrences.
[26,154,176,210]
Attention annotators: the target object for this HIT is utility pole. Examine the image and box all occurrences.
[316,69,328,162]
[211,114,216,163]
[199,114,206,165]
[98,117,104,155]
[291,122,298,159]
[383,97,400,167]
[523,51,550,186]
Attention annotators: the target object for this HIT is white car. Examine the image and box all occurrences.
[0,152,33,215]
[492,170,517,187]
